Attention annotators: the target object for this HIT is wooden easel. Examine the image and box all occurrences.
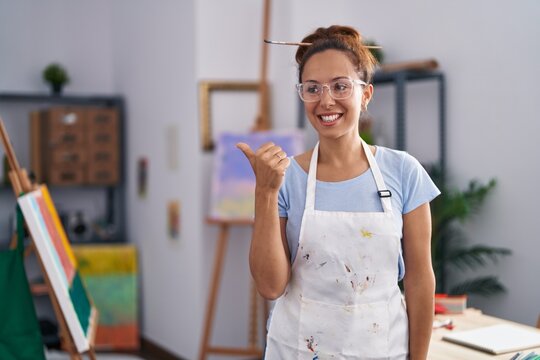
[198,218,269,360]
[0,117,98,360]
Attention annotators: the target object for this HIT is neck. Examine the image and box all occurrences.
[317,134,365,167]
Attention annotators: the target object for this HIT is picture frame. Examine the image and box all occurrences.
[199,80,260,151]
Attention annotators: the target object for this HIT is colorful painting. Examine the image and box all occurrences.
[209,131,304,220]
[18,185,94,353]
[73,245,139,350]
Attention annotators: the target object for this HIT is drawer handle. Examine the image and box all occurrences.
[62,112,78,125]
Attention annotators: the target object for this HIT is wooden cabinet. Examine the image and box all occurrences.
[31,106,120,186]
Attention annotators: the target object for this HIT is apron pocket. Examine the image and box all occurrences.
[298,296,389,359]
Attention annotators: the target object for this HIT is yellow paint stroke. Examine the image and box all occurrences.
[360,228,373,238]
[41,185,77,267]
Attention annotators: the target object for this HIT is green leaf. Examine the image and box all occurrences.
[446,245,512,271]
[449,276,506,296]
[426,163,504,295]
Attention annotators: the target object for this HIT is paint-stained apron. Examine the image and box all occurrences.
[265,141,409,360]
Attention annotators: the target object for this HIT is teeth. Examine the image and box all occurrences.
[320,114,340,122]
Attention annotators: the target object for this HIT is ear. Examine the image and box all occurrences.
[362,84,374,110]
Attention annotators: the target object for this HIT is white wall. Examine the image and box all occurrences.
[1,1,539,359]
[196,1,275,356]
[0,1,114,94]
[109,1,203,359]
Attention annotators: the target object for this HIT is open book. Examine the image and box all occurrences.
[442,324,540,355]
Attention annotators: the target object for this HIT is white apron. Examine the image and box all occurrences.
[265,141,409,360]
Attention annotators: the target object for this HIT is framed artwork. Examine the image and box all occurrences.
[208,130,304,220]
[199,81,260,151]
[18,185,96,353]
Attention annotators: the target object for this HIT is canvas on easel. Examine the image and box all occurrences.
[209,130,304,221]
[1,117,97,359]
[18,186,96,353]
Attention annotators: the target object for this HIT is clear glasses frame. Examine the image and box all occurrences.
[296,78,367,102]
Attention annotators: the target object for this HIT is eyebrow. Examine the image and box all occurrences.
[302,76,351,83]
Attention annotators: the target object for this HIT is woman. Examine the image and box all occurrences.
[237,25,439,359]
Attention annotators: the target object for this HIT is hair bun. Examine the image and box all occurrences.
[295,25,377,83]
[295,25,363,64]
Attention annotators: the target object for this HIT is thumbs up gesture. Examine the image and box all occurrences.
[236,142,291,193]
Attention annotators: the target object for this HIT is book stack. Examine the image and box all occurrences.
[435,294,467,314]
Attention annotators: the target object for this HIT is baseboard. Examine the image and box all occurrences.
[140,337,187,360]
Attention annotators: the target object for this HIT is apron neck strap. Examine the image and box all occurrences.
[305,140,392,213]
[361,141,393,213]
[305,142,319,210]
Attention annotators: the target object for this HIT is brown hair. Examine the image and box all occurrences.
[295,25,377,84]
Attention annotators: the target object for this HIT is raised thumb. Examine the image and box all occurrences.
[236,143,255,167]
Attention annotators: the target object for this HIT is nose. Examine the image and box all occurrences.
[319,85,335,106]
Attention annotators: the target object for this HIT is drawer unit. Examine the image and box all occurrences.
[30,106,120,186]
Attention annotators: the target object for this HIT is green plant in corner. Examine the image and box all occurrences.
[428,165,511,296]
[42,63,70,94]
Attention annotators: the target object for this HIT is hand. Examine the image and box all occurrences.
[236,142,291,193]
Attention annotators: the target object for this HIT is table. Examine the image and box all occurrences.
[430,309,540,359]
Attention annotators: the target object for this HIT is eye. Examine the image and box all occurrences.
[332,80,352,93]
[304,83,321,94]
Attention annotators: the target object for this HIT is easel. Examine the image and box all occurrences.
[198,2,274,357]
[198,218,269,360]
[0,117,98,360]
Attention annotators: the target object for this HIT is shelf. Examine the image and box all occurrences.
[30,282,49,296]
[372,69,446,180]
[0,92,123,107]
[373,69,444,84]
[0,92,127,243]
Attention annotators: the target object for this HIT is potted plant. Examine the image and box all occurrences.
[42,63,70,95]
[428,165,512,296]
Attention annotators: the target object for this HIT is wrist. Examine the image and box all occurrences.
[255,187,279,199]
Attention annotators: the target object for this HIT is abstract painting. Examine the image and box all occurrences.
[209,130,304,220]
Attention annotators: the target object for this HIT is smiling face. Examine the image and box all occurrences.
[301,49,373,141]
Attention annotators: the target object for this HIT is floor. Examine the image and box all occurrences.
[45,350,145,360]
[45,352,141,359]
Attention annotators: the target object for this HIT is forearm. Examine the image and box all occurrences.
[404,271,435,360]
[249,189,290,300]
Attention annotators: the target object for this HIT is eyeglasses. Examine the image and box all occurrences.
[296,78,367,102]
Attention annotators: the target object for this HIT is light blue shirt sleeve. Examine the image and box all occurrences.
[401,152,440,214]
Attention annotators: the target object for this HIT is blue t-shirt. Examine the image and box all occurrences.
[278,146,440,281]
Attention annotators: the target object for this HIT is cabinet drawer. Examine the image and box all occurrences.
[87,164,119,185]
[86,108,118,133]
[46,107,86,131]
[48,165,86,185]
[50,147,88,165]
[48,127,86,146]
[87,130,117,149]
[88,148,118,166]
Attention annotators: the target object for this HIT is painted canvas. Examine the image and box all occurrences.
[209,130,304,220]
[73,245,138,350]
[18,185,95,353]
